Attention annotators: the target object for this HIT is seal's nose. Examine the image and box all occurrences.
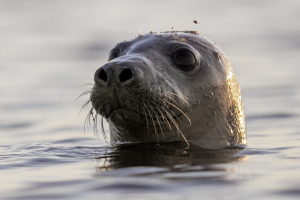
[119,68,133,83]
[94,64,135,85]
[98,69,108,82]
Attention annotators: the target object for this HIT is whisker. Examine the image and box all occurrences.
[94,108,100,138]
[156,106,172,130]
[142,101,150,135]
[81,83,94,87]
[84,108,94,134]
[163,99,191,126]
[101,116,109,143]
[161,107,179,129]
[169,93,190,106]
[163,94,179,106]
[74,89,92,102]
[161,107,189,146]
[144,100,158,141]
[149,102,164,140]
[78,99,91,117]
[169,109,184,125]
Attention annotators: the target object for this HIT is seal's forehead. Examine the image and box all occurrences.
[114,32,214,52]
[114,34,168,49]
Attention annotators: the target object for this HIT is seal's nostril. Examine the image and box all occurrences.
[119,69,133,83]
[98,69,107,82]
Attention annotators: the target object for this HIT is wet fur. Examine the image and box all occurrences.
[80,31,246,149]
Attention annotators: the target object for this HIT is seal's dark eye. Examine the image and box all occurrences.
[172,49,196,71]
[108,50,118,61]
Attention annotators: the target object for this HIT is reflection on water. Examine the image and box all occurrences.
[93,143,248,177]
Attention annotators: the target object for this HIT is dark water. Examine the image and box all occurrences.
[1,0,300,199]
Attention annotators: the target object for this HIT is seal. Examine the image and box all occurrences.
[87,31,246,149]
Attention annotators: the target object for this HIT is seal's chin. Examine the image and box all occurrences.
[109,108,139,120]
[108,108,150,133]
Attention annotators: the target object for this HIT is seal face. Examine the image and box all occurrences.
[89,32,246,149]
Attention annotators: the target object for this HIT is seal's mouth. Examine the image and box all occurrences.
[108,107,184,122]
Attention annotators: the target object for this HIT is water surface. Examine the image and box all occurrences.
[1,0,300,199]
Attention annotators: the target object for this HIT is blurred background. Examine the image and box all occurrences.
[1,0,300,199]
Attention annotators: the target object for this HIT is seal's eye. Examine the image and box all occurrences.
[108,50,118,61]
[172,49,196,71]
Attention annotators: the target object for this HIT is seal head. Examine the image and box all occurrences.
[89,32,246,149]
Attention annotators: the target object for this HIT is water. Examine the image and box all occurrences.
[1,0,300,199]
